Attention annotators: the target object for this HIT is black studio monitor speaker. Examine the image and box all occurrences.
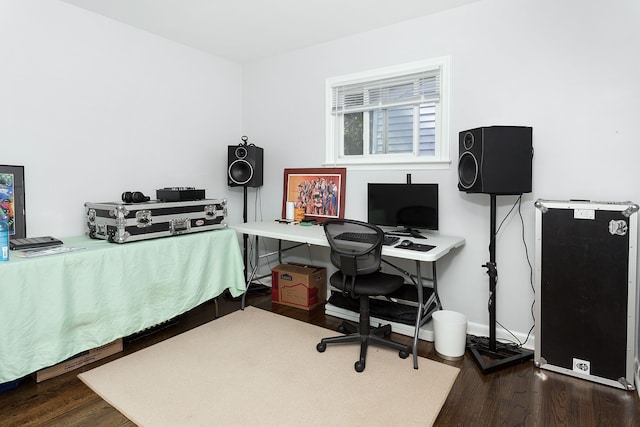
[458,126,533,195]
[227,144,264,188]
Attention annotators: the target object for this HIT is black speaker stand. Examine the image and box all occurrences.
[469,193,533,374]
[242,185,249,282]
[240,184,270,301]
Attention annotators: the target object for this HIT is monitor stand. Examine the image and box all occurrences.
[385,228,427,239]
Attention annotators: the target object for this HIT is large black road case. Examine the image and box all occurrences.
[85,199,227,243]
[534,199,638,390]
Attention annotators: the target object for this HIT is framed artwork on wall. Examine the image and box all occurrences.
[0,165,26,239]
[282,167,346,223]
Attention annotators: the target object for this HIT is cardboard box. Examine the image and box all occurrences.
[34,338,123,382]
[271,263,327,310]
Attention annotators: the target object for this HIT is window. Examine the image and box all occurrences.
[325,57,450,169]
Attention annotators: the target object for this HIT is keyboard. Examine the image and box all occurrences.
[335,232,400,246]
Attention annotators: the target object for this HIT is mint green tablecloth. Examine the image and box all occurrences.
[0,228,245,384]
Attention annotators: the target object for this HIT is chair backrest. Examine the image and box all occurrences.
[323,218,384,277]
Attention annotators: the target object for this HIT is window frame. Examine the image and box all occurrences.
[325,57,451,170]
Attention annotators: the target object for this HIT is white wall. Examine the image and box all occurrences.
[0,0,244,238]
[242,0,640,344]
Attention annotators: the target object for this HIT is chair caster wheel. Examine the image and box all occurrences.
[355,360,365,372]
[399,350,410,359]
[338,324,347,333]
[316,342,326,353]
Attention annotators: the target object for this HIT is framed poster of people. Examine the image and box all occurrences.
[0,165,26,239]
[282,168,346,223]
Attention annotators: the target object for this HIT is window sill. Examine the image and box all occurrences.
[322,160,451,171]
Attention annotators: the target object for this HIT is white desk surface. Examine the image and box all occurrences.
[231,221,465,262]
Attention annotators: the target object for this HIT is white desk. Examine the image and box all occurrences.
[231,221,465,368]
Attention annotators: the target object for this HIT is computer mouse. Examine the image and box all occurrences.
[399,239,413,247]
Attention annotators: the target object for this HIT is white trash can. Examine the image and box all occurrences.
[432,310,467,361]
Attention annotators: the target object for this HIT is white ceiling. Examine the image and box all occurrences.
[60,0,481,64]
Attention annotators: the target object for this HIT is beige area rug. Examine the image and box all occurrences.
[79,307,459,427]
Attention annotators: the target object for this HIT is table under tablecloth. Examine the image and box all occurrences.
[0,228,245,384]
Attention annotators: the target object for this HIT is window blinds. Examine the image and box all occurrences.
[331,67,441,114]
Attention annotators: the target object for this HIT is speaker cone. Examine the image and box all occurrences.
[458,152,478,190]
[463,132,474,150]
[228,160,254,185]
[235,146,247,159]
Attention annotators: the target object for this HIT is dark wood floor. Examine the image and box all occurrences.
[2,292,640,427]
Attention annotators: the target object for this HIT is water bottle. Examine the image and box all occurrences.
[0,217,8,262]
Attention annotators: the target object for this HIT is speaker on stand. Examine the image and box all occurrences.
[228,136,267,300]
[228,141,263,188]
[458,125,534,373]
[458,126,533,195]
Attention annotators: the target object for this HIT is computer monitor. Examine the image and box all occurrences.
[367,183,438,238]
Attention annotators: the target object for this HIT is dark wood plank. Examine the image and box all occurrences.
[1,294,639,426]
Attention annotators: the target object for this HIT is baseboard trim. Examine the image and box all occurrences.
[324,303,535,350]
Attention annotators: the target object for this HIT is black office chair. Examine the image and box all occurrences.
[316,218,410,372]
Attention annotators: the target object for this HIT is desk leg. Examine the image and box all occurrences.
[411,261,441,369]
[432,262,441,311]
[240,237,307,310]
[412,261,424,369]
[241,236,260,310]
